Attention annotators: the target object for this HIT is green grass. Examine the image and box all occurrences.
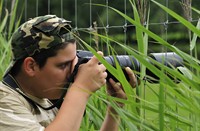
[0,0,22,79]
[79,0,200,130]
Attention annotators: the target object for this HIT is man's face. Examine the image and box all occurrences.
[33,43,78,99]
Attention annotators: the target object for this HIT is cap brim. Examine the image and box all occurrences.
[3,60,16,78]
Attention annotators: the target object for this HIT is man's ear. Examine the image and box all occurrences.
[23,57,38,76]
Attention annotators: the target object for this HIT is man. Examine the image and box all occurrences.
[0,15,137,131]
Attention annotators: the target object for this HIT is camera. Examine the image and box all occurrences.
[74,50,183,83]
[50,50,184,110]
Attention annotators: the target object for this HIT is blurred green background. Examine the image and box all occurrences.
[1,0,200,55]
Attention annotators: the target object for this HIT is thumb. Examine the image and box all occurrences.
[89,51,104,64]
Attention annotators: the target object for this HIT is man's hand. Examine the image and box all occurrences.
[73,51,107,93]
[106,67,138,109]
[100,67,138,131]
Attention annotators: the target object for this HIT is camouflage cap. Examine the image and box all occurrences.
[4,15,75,76]
[12,14,75,60]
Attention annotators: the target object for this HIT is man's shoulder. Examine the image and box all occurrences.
[0,83,46,131]
[0,81,31,108]
[0,81,22,98]
[0,81,57,129]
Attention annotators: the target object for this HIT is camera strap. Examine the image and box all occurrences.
[2,74,38,109]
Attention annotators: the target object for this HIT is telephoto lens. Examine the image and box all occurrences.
[76,50,183,83]
[146,52,183,83]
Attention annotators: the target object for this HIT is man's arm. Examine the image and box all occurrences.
[45,86,90,131]
[100,67,137,131]
[100,106,121,131]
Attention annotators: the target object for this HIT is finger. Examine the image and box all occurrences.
[97,51,104,56]
[107,78,127,101]
[125,67,137,87]
[89,51,104,64]
[125,67,133,75]
[109,78,122,92]
[99,64,106,72]
[103,71,108,79]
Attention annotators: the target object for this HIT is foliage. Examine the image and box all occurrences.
[78,0,200,130]
[0,0,22,79]
[4,0,200,49]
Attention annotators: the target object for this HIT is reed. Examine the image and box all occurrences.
[0,0,22,80]
[80,0,200,130]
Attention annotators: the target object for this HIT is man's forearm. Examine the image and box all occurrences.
[100,106,120,131]
[45,86,90,131]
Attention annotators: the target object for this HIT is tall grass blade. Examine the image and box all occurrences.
[151,0,200,37]
[0,9,8,32]
[190,19,200,51]
[8,0,19,39]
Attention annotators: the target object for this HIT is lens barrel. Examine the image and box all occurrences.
[76,50,183,82]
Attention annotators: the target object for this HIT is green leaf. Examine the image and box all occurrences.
[0,9,8,32]
[151,0,200,37]
[190,19,200,51]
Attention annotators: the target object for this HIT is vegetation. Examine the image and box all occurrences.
[0,0,22,79]
[0,0,200,130]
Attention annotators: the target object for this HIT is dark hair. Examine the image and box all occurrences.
[11,40,76,76]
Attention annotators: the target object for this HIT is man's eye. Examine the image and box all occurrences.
[59,62,71,69]
[59,64,67,69]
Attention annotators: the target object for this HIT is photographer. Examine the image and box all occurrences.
[0,15,137,131]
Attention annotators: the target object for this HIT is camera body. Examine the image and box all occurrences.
[76,50,183,83]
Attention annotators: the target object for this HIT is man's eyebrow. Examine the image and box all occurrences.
[57,56,76,65]
[57,60,72,65]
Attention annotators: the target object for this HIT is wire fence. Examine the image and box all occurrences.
[2,0,200,53]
